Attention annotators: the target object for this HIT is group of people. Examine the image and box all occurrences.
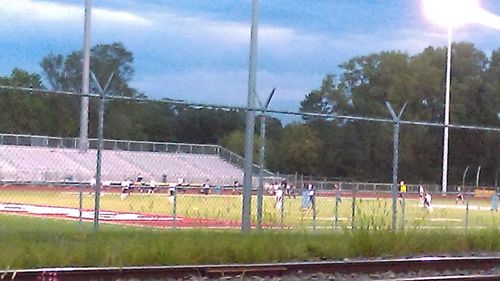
[273,180,316,210]
[119,176,160,199]
[266,179,295,198]
[400,181,433,210]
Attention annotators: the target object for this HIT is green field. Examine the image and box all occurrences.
[0,189,498,230]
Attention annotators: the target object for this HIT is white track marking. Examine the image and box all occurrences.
[0,203,180,221]
[414,218,463,222]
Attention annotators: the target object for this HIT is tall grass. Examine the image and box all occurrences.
[0,215,499,270]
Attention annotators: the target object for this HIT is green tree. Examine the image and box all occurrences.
[40,42,139,97]
[273,125,323,175]
[0,69,52,135]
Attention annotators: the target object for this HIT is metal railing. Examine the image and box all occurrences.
[0,133,486,193]
[0,133,275,177]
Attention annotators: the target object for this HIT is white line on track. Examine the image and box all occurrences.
[0,203,179,221]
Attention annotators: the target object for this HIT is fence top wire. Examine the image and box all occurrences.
[1,85,499,132]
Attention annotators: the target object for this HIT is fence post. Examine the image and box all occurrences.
[312,191,316,232]
[400,197,405,231]
[280,195,285,229]
[79,183,83,231]
[257,112,267,230]
[465,198,469,234]
[173,187,177,229]
[386,101,407,232]
[351,184,357,230]
[91,71,114,232]
[334,186,340,230]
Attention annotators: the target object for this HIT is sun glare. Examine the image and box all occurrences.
[476,7,500,30]
[423,0,481,28]
[423,0,500,30]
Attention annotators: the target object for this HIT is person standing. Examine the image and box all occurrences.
[168,183,176,204]
[202,180,210,195]
[307,182,316,209]
[275,186,284,210]
[335,184,342,203]
[399,180,407,199]
[491,192,499,212]
[424,192,432,211]
[418,185,424,202]
[120,178,131,200]
[456,187,464,204]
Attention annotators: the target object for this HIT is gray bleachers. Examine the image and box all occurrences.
[0,145,245,185]
[0,146,91,181]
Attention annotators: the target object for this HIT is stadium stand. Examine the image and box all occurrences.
[0,144,246,185]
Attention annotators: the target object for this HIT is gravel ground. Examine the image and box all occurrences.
[114,266,499,281]
[102,253,500,280]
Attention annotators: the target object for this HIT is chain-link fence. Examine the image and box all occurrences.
[0,88,498,232]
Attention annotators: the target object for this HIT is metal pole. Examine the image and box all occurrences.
[257,114,266,230]
[386,102,406,232]
[280,195,284,229]
[475,166,481,187]
[312,192,316,232]
[334,187,339,230]
[392,121,400,231]
[93,85,105,231]
[79,0,92,153]
[351,185,357,231]
[256,88,275,230]
[173,187,177,229]
[465,199,470,234]
[442,26,453,193]
[462,166,470,189]
[400,198,405,231]
[91,72,113,232]
[79,183,83,230]
[242,0,260,232]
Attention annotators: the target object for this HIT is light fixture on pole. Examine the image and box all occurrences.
[422,0,482,193]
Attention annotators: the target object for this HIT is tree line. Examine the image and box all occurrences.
[0,42,498,186]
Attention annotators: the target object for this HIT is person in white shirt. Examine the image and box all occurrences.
[202,180,210,195]
[275,186,284,210]
[424,192,432,211]
[120,178,131,200]
[307,183,316,209]
[148,180,156,194]
[168,183,176,203]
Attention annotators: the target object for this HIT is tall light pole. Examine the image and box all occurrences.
[422,0,484,193]
[79,0,92,153]
[442,26,452,193]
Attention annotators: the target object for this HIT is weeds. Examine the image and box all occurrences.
[0,215,499,270]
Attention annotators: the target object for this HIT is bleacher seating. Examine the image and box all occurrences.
[0,145,245,185]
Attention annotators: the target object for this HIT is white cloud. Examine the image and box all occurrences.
[0,0,151,26]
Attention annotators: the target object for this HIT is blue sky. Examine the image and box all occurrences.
[1,0,500,115]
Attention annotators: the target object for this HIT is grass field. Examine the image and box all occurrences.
[0,188,498,230]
